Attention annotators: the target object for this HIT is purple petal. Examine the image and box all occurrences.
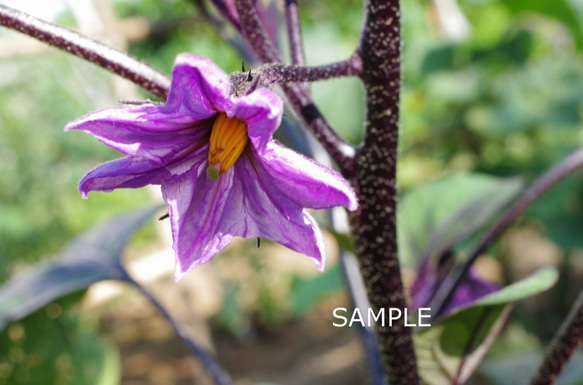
[226,88,284,153]
[162,159,235,280]
[66,54,230,163]
[252,142,358,211]
[168,54,231,115]
[66,105,211,161]
[225,154,327,270]
[79,157,167,198]
[79,147,208,198]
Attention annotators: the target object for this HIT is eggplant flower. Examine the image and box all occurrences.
[66,54,358,279]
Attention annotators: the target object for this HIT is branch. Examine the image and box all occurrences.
[284,0,306,66]
[233,0,358,174]
[234,0,280,63]
[191,0,257,64]
[260,58,363,83]
[0,4,170,99]
[529,289,583,385]
[350,1,421,383]
[284,0,311,97]
[432,147,583,319]
[229,57,362,93]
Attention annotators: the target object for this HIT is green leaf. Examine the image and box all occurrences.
[290,264,343,317]
[398,173,523,265]
[503,0,583,49]
[0,297,120,385]
[416,267,558,384]
[474,267,558,307]
[0,206,161,331]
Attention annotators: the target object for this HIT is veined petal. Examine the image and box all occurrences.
[252,142,358,211]
[79,147,207,198]
[226,88,283,153]
[220,155,327,270]
[162,159,235,280]
[168,54,231,115]
[66,104,211,162]
[79,157,167,198]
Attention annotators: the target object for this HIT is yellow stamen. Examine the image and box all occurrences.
[207,113,248,180]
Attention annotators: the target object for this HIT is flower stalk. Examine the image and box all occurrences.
[233,0,358,174]
[0,4,170,99]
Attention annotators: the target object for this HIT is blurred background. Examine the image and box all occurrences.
[1,0,583,384]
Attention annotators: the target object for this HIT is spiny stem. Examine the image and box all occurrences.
[529,289,583,385]
[233,0,357,174]
[432,147,583,319]
[259,57,363,83]
[0,4,170,99]
[228,57,363,92]
[234,0,280,63]
[351,0,420,383]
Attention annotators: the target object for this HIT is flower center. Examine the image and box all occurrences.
[206,113,249,181]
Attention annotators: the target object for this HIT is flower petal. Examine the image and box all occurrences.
[226,88,284,153]
[66,104,211,162]
[162,159,235,280]
[79,147,208,198]
[168,54,231,115]
[252,142,358,211]
[79,157,167,198]
[223,155,327,270]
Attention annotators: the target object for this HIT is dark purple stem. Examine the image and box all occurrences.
[259,58,363,83]
[284,0,306,66]
[234,0,280,63]
[351,1,420,384]
[233,0,358,174]
[192,0,256,64]
[120,270,233,385]
[229,58,363,90]
[529,289,583,385]
[207,0,242,32]
[0,4,170,100]
[284,0,311,96]
[432,147,583,319]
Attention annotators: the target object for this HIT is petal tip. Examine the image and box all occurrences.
[347,195,359,212]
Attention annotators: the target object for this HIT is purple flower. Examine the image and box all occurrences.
[66,54,357,279]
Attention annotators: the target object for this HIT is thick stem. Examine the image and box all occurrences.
[432,147,583,319]
[352,1,420,384]
[0,4,170,99]
[529,290,583,385]
[233,0,357,174]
